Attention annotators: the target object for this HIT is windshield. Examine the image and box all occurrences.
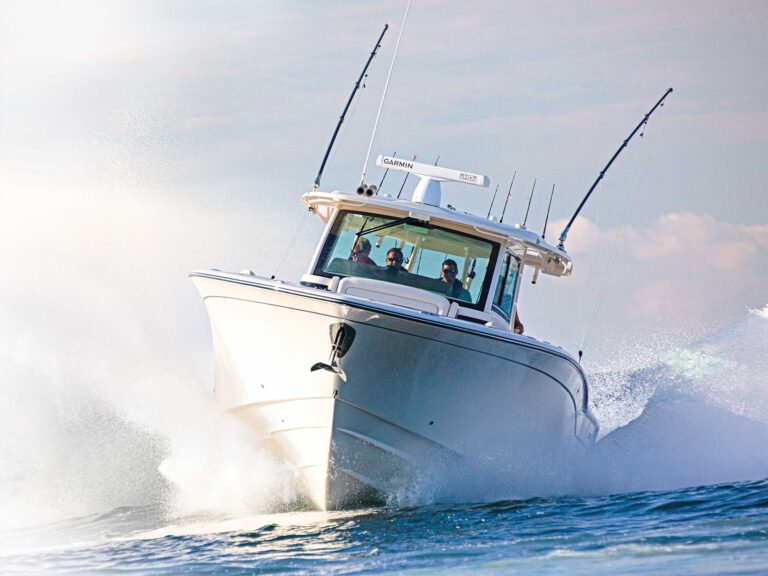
[492,252,521,321]
[314,210,498,309]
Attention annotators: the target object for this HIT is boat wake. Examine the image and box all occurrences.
[1,305,766,545]
[579,303,768,494]
[0,329,300,537]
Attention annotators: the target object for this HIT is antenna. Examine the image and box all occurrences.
[558,87,673,249]
[377,150,396,192]
[486,184,499,219]
[522,177,537,229]
[542,183,555,240]
[499,171,516,223]
[359,0,412,186]
[313,24,389,191]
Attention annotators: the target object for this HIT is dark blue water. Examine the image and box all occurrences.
[2,479,768,574]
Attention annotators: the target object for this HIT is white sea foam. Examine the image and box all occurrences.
[0,328,300,532]
[754,303,768,319]
[0,188,304,533]
[575,304,768,494]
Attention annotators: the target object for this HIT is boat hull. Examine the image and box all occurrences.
[192,271,598,509]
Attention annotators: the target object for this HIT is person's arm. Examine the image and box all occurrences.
[514,311,524,334]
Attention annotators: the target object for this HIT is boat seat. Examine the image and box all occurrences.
[337,277,450,315]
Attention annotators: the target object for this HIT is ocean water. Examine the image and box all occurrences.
[1,306,767,574]
[2,479,768,575]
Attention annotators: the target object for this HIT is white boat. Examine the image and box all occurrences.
[191,155,600,510]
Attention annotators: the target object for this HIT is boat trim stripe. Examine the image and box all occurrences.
[336,428,418,463]
[337,399,463,457]
[229,396,332,414]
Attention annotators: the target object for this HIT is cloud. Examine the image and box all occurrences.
[747,224,768,250]
[528,212,768,362]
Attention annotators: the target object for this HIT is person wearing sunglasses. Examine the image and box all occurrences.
[439,259,471,301]
[384,247,407,273]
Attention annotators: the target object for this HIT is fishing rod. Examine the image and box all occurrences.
[499,171,516,223]
[532,183,556,283]
[396,154,416,198]
[395,153,437,199]
[465,258,477,289]
[542,183,556,240]
[558,87,673,249]
[312,24,389,191]
[377,150,396,192]
[522,177,537,228]
[486,184,499,219]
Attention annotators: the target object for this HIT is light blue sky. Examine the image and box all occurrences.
[1,0,767,368]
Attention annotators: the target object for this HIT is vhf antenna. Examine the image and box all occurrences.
[499,170,516,223]
[312,24,389,191]
[558,88,673,249]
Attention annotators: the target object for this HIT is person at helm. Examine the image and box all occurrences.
[439,259,471,301]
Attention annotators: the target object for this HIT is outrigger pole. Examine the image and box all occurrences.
[557,88,673,249]
[312,24,389,191]
[359,0,412,187]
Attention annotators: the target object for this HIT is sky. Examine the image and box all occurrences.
[1,0,767,375]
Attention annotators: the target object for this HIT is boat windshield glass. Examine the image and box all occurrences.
[315,210,498,308]
[492,252,520,321]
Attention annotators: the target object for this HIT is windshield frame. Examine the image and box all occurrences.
[491,251,522,322]
[312,209,501,312]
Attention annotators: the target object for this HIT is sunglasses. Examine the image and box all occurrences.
[386,256,403,263]
[442,268,458,274]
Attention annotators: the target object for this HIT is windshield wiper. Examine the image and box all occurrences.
[348,216,428,260]
[355,216,416,239]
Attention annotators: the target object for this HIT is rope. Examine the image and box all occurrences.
[578,179,602,354]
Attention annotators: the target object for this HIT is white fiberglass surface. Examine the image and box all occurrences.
[315,210,496,307]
